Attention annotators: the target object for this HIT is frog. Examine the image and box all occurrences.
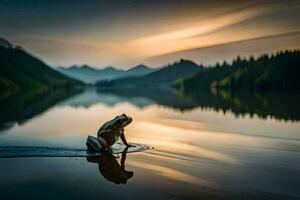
[86,114,134,151]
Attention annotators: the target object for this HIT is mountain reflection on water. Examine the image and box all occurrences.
[65,88,300,121]
[0,89,81,132]
[0,88,299,133]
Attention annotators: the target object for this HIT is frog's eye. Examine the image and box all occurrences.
[122,114,127,117]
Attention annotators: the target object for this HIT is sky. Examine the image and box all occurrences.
[0,0,300,68]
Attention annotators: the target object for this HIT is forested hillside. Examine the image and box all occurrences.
[177,50,300,92]
[0,43,83,95]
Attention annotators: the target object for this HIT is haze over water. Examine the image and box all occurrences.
[0,90,299,199]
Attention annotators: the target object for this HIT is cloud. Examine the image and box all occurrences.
[127,1,299,58]
[4,0,299,67]
[145,31,300,66]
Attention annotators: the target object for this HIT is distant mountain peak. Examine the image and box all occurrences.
[102,66,124,72]
[69,65,80,70]
[127,64,151,72]
[135,64,148,68]
[80,65,95,70]
[103,66,117,70]
[0,37,13,48]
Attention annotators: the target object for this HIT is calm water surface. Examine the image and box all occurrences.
[0,89,299,199]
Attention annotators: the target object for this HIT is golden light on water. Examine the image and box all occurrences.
[127,120,238,164]
[128,159,217,188]
[2,94,300,195]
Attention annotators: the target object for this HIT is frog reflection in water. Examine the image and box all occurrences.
[86,114,134,151]
[87,147,133,184]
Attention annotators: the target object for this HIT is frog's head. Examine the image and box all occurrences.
[113,114,132,128]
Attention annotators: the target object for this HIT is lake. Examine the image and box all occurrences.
[0,89,299,199]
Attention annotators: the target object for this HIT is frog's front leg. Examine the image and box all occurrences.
[120,129,135,147]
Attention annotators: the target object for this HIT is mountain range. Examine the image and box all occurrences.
[56,64,156,84]
[2,37,298,96]
[96,59,202,88]
[0,37,203,94]
[0,38,83,95]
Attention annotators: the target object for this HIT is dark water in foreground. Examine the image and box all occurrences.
[0,89,299,199]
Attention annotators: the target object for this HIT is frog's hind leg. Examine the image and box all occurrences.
[86,141,93,151]
[86,135,103,152]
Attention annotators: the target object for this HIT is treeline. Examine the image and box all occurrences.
[176,50,300,92]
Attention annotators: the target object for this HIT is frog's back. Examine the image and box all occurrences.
[98,119,116,136]
[99,121,111,131]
